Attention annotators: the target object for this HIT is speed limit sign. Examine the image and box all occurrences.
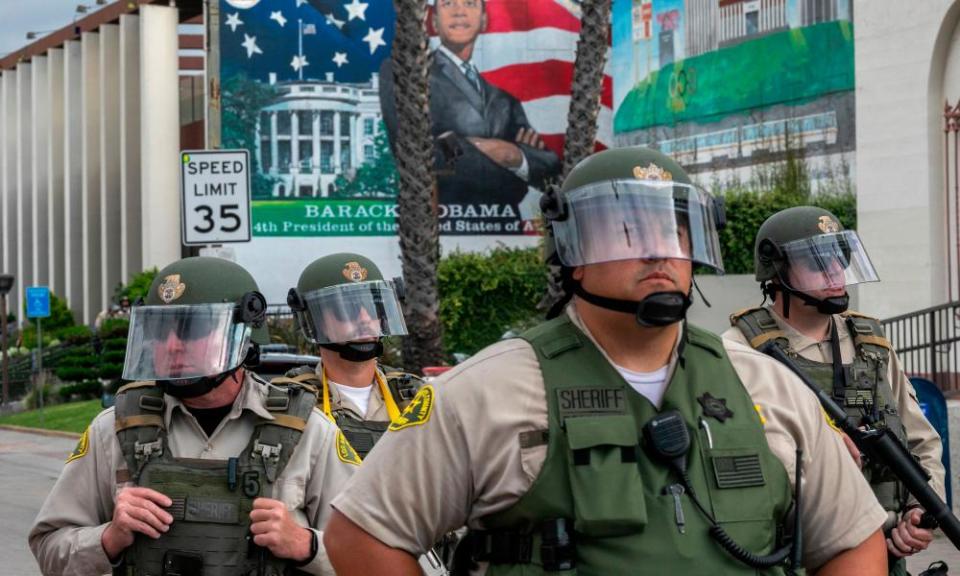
[180,149,252,245]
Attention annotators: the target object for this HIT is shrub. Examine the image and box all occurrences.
[57,326,93,345]
[438,246,547,356]
[98,318,130,339]
[58,379,101,400]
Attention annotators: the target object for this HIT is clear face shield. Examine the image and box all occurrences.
[551,180,725,272]
[297,280,408,345]
[122,303,252,382]
[777,230,879,293]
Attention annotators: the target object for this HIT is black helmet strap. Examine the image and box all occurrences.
[573,282,692,327]
[158,369,237,399]
[764,281,849,318]
[320,340,384,363]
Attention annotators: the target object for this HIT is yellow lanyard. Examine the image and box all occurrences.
[321,366,402,423]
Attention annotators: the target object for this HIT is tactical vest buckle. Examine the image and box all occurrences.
[139,395,165,412]
[253,439,282,460]
[134,439,163,460]
[265,395,290,412]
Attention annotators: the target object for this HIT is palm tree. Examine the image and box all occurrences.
[390,0,445,372]
[542,0,613,314]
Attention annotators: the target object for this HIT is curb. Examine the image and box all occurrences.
[0,424,82,439]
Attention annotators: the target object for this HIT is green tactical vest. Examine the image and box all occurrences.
[731,307,909,515]
[274,365,420,458]
[474,317,795,576]
[112,375,318,576]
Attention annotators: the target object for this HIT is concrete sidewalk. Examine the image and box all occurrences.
[908,534,959,574]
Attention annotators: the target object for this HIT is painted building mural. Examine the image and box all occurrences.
[611,0,855,188]
[220,0,611,239]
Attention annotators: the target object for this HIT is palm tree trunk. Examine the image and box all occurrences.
[541,0,613,314]
[391,0,445,372]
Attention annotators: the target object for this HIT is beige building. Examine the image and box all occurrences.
[0,2,188,326]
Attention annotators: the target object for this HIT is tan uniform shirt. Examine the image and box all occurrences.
[722,307,946,504]
[29,373,357,576]
[316,362,391,421]
[333,305,886,571]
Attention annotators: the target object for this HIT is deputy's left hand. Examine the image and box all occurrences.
[887,507,935,558]
[249,497,313,561]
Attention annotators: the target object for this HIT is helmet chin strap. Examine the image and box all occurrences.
[158,370,236,399]
[763,282,849,318]
[321,340,384,362]
[573,282,692,327]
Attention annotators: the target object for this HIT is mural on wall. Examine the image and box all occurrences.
[611,0,855,187]
[219,0,612,238]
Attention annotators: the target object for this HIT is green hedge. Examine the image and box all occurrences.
[438,246,547,356]
[718,189,856,274]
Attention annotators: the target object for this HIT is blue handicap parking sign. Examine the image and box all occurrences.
[26,286,51,319]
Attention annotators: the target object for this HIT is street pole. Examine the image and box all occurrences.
[36,317,44,427]
[1,293,8,406]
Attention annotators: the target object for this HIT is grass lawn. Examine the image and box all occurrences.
[0,399,104,434]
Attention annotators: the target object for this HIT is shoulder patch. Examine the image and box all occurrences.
[66,427,90,464]
[388,385,435,431]
[335,430,363,466]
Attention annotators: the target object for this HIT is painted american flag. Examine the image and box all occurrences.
[438,0,614,157]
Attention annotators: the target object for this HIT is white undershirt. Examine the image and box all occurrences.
[614,364,671,409]
[333,382,374,415]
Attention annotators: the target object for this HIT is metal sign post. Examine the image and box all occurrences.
[26,286,50,426]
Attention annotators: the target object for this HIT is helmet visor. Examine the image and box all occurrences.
[301,280,407,344]
[122,303,251,381]
[778,230,879,292]
[551,180,724,272]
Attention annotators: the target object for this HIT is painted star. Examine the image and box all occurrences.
[344,0,369,21]
[241,34,263,58]
[270,10,288,26]
[225,12,243,32]
[363,27,386,54]
[332,52,348,68]
[295,0,308,5]
[325,13,345,29]
[291,54,309,72]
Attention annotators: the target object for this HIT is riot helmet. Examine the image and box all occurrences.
[122,257,268,398]
[541,147,725,326]
[288,253,407,362]
[754,206,879,316]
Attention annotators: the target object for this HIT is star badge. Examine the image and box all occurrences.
[698,392,734,423]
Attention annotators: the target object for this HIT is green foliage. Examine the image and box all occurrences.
[58,380,101,400]
[222,73,281,199]
[102,350,127,364]
[102,337,129,351]
[331,124,399,199]
[0,399,103,433]
[717,187,856,275]
[98,363,124,380]
[114,268,158,304]
[56,366,93,382]
[98,318,130,339]
[56,325,93,345]
[438,247,546,356]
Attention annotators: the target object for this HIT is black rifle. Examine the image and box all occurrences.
[761,343,960,550]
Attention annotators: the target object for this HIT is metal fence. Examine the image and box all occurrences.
[882,301,960,394]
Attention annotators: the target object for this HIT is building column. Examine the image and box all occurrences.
[312,111,320,182]
[139,5,181,277]
[290,110,299,176]
[333,111,341,173]
[350,113,360,168]
[269,111,278,173]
